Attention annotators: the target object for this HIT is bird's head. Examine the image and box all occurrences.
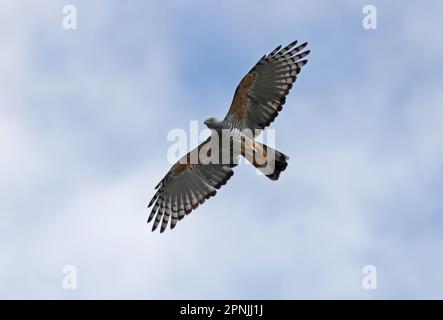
[204,117,219,128]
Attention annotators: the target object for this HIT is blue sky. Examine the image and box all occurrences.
[1,0,442,299]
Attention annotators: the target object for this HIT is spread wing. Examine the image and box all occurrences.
[225,40,310,134]
[147,138,235,233]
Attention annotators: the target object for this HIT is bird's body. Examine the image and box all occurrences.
[148,40,310,232]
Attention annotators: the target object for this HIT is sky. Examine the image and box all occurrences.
[0,0,442,299]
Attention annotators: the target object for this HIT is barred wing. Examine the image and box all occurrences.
[147,139,235,233]
[225,40,310,134]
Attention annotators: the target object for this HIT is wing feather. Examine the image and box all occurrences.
[147,139,235,233]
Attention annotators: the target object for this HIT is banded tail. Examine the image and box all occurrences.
[241,138,289,180]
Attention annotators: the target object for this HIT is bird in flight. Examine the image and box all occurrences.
[148,40,310,232]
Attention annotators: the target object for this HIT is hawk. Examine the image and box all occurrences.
[148,40,310,232]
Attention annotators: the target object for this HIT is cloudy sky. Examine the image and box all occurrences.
[1,0,442,299]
